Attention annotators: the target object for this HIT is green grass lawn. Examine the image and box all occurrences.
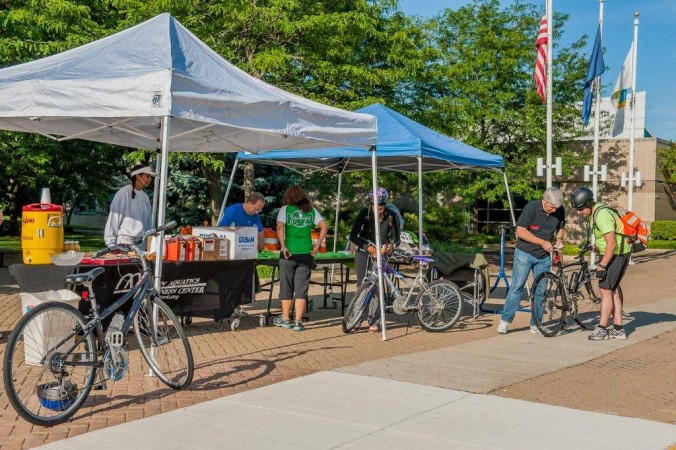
[0,233,105,253]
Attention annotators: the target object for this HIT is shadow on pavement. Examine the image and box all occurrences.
[623,311,676,335]
[630,249,676,264]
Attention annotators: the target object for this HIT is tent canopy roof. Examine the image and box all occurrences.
[237,103,503,172]
[0,14,376,152]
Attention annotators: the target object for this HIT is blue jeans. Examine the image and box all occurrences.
[501,248,551,325]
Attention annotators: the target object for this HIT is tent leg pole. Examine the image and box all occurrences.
[154,116,171,292]
[418,156,423,255]
[218,159,239,225]
[151,151,162,229]
[370,148,387,341]
[329,171,344,294]
[503,170,516,226]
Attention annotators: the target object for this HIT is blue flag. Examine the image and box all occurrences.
[582,25,606,125]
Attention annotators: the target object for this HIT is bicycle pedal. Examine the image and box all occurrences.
[108,331,124,348]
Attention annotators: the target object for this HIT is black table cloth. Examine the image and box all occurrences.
[10,260,255,322]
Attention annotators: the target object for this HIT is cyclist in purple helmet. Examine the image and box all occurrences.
[349,187,401,332]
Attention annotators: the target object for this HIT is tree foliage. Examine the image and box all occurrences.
[0,0,596,240]
[409,0,588,207]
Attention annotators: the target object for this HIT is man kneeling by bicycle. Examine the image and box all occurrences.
[570,187,630,340]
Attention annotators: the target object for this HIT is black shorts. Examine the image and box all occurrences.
[598,254,629,291]
[278,254,314,300]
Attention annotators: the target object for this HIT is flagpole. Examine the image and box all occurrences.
[589,0,605,266]
[545,0,553,188]
[592,0,604,201]
[627,12,639,211]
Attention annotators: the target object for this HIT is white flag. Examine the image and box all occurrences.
[611,43,633,137]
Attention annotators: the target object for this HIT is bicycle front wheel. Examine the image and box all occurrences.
[574,277,602,330]
[342,284,372,333]
[134,295,194,390]
[416,280,463,332]
[3,302,97,426]
[531,272,565,337]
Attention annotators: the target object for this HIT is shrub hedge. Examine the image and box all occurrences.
[650,220,676,241]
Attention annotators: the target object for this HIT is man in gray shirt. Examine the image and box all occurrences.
[104,164,156,245]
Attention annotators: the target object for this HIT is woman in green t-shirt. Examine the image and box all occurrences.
[274,185,328,331]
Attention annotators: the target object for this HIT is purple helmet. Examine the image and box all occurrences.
[369,187,389,204]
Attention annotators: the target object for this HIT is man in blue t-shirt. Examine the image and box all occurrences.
[218,192,266,251]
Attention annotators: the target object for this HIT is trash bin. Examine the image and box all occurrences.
[19,290,81,366]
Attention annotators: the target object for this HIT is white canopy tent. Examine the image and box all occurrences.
[0,13,394,336]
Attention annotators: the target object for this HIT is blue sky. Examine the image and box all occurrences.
[399,0,675,140]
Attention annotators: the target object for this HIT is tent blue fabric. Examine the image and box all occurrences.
[236,103,504,172]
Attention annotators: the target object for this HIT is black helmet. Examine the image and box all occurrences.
[570,187,594,210]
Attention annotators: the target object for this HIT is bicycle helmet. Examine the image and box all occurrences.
[570,187,594,210]
[369,187,389,205]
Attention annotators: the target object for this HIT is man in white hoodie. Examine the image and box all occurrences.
[104,164,156,245]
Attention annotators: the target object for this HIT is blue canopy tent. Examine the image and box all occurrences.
[225,104,515,340]
[223,103,516,249]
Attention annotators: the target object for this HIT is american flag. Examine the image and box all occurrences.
[534,15,548,104]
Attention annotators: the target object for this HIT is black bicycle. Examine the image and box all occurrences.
[3,221,194,426]
[531,245,623,337]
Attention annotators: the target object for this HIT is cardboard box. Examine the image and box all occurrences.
[196,236,229,261]
[191,226,258,260]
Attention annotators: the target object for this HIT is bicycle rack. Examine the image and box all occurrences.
[481,225,531,315]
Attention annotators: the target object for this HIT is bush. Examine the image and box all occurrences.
[650,220,676,241]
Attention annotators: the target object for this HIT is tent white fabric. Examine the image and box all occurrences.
[0,13,391,337]
[0,13,377,152]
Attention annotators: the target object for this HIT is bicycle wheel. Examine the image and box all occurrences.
[134,295,193,390]
[574,276,602,330]
[342,284,372,333]
[3,302,97,426]
[531,272,565,337]
[416,280,463,332]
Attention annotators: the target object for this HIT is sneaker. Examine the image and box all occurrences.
[497,320,509,334]
[274,316,292,328]
[292,320,304,331]
[530,325,542,335]
[588,326,609,341]
[607,328,627,340]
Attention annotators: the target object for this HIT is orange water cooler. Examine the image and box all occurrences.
[263,228,280,251]
[311,231,327,253]
[21,203,64,264]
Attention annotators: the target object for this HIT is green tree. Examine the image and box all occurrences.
[0,1,129,230]
[411,0,588,208]
[658,143,676,184]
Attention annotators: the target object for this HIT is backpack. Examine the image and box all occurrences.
[385,203,405,230]
[592,205,650,253]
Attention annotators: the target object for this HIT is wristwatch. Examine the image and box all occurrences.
[598,263,606,269]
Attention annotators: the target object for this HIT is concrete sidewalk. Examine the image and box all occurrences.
[39,298,676,450]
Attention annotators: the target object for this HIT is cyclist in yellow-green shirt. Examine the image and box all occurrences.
[570,187,631,341]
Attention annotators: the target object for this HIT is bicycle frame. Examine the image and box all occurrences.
[50,234,161,370]
[363,253,434,313]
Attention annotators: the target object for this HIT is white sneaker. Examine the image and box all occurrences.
[497,320,509,334]
[530,325,542,335]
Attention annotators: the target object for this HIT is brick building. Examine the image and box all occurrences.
[561,136,674,243]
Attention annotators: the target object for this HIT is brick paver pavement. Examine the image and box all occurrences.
[493,329,676,424]
[0,249,673,449]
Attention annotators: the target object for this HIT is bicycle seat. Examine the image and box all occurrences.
[412,255,435,264]
[64,267,105,285]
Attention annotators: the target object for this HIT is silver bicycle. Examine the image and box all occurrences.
[343,249,463,333]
